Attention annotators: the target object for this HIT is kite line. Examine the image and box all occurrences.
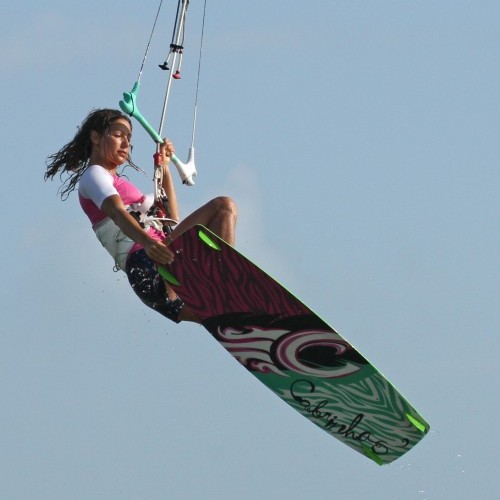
[119,0,207,196]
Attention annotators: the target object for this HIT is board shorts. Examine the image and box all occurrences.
[125,249,184,324]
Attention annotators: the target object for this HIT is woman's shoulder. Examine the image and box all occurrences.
[79,164,115,198]
[80,164,114,185]
[82,164,111,178]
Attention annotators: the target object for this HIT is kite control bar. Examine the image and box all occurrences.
[120,82,197,186]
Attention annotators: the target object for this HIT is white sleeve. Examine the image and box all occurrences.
[79,165,119,209]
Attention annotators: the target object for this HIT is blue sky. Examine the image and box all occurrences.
[1,1,499,498]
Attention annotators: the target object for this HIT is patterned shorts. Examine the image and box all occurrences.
[125,249,184,323]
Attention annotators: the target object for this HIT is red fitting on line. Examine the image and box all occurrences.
[153,152,162,166]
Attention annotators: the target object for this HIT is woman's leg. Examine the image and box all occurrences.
[164,283,200,323]
[126,249,192,323]
[161,196,238,323]
[168,196,238,246]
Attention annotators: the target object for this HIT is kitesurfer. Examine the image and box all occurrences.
[45,108,237,324]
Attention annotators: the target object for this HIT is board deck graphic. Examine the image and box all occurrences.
[161,225,429,465]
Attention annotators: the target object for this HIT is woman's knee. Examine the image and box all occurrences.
[212,196,238,218]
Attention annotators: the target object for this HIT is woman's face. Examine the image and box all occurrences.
[91,117,132,168]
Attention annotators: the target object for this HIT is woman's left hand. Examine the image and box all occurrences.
[158,139,175,165]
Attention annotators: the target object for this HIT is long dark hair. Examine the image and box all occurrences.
[45,108,138,199]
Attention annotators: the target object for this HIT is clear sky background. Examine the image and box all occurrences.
[1,1,499,499]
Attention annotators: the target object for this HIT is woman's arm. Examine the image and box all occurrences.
[157,139,180,222]
[101,194,175,265]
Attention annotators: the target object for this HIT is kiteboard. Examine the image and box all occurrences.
[159,225,429,465]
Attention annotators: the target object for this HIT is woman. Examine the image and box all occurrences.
[45,108,237,324]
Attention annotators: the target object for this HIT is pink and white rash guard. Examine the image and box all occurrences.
[79,165,163,259]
